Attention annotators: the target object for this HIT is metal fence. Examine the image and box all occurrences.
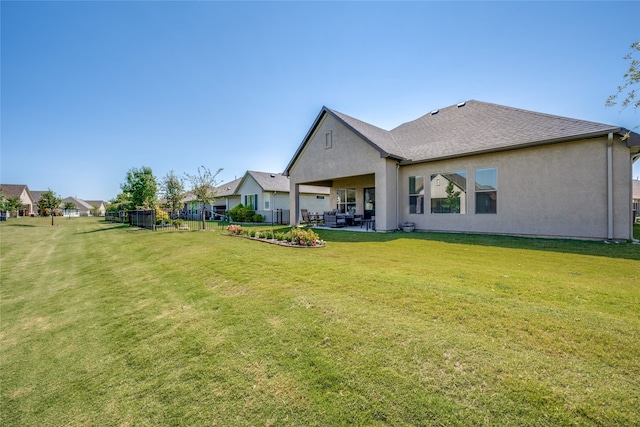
[105,209,266,232]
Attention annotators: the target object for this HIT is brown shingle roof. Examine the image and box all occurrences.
[391,100,624,162]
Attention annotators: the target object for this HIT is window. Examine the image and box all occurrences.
[430,171,467,214]
[264,193,270,210]
[475,168,497,214]
[409,176,424,214]
[337,188,356,214]
[245,194,258,210]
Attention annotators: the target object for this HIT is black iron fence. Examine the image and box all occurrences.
[106,209,229,231]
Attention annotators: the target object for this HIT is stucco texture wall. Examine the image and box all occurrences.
[400,137,632,240]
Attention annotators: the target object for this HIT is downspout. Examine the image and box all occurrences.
[396,162,400,230]
[631,152,640,243]
[607,133,614,241]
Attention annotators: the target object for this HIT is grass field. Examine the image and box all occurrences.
[1,217,639,426]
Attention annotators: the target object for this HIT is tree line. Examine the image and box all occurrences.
[108,165,223,230]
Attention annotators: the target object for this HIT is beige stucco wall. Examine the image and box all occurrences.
[399,136,632,240]
[288,114,399,229]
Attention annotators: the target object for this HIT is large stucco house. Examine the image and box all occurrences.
[284,100,640,240]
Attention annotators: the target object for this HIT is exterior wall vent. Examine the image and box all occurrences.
[430,110,439,115]
[457,102,466,108]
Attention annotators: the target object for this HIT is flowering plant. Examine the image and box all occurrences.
[289,228,323,246]
[227,224,243,235]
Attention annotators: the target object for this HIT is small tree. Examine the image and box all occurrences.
[442,180,461,213]
[120,166,158,209]
[161,170,186,219]
[62,201,76,217]
[606,41,640,139]
[184,166,223,230]
[37,189,62,225]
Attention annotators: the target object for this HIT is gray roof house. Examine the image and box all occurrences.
[284,100,640,240]
[233,171,329,223]
[61,197,93,216]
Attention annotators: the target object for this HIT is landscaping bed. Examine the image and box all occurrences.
[226,224,325,247]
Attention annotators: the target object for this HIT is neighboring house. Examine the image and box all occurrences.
[0,184,36,217]
[213,177,242,215]
[61,197,93,216]
[284,100,640,240]
[85,200,106,216]
[30,190,46,216]
[633,179,640,222]
[234,171,330,223]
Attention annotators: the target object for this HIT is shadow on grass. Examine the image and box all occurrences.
[312,226,640,261]
[75,224,130,234]
[3,223,38,227]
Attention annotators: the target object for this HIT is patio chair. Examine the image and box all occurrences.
[301,209,311,226]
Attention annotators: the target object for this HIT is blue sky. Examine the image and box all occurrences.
[2,1,639,201]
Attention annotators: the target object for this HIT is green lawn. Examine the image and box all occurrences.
[1,217,638,426]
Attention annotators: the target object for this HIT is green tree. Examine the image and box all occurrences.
[107,193,132,213]
[184,166,223,230]
[0,188,5,212]
[6,197,24,218]
[120,166,157,209]
[160,170,186,218]
[606,41,640,139]
[442,180,461,213]
[37,189,62,225]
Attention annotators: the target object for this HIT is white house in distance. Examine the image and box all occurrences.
[85,200,106,216]
[284,100,640,240]
[61,197,93,216]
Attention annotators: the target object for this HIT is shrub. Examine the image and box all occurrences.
[260,230,274,239]
[228,204,256,222]
[252,213,265,223]
[155,208,169,225]
[290,228,323,246]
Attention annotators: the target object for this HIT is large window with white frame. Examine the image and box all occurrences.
[430,171,467,214]
[409,175,424,214]
[264,193,270,210]
[475,168,497,214]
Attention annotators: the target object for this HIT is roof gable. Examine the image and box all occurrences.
[62,197,93,210]
[1,184,33,201]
